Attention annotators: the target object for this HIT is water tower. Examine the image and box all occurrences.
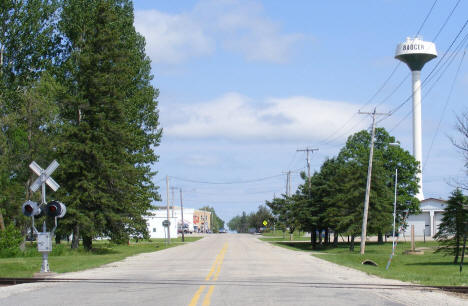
[395,36,437,200]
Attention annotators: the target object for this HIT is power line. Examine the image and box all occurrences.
[432,0,462,42]
[388,30,468,131]
[416,0,439,36]
[318,0,444,147]
[423,48,466,172]
[169,173,284,185]
[384,18,468,119]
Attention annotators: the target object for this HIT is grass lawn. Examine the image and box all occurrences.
[263,239,468,286]
[260,230,310,241]
[0,237,201,278]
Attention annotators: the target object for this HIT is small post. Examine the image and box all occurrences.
[166,175,170,244]
[411,225,415,252]
[180,188,185,242]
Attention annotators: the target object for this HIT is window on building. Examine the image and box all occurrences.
[153,228,156,232]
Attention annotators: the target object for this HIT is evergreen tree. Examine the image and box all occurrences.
[434,188,468,264]
[57,0,161,249]
[336,128,418,243]
[0,0,60,233]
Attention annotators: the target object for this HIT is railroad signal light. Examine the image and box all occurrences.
[45,201,66,218]
[22,201,41,217]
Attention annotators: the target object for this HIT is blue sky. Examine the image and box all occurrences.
[132,0,468,224]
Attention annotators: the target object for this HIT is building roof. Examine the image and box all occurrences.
[421,197,446,203]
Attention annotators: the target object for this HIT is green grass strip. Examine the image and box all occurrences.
[266,240,468,286]
[0,237,201,278]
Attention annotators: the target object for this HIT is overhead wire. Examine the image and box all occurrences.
[423,48,466,172]
[382,18,468,122]
[388,29,468,132]
[415,0,439,36]
[317,63,402,147]
[317,0,440,148]
[432,0,461,42]
[169,173,284,185]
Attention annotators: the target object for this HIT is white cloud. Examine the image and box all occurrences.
[163,92,367,142]
[134,0,303,64]
[134,10,214,64]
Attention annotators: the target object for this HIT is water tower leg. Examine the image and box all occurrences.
[412,70,424,201]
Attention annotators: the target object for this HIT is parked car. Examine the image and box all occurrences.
[219,228,227,233]
[178,224,193,234]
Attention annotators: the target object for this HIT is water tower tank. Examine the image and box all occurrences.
[395,36,437,71]
[394,36,437,201]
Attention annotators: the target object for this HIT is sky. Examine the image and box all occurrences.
[132,0,468,225]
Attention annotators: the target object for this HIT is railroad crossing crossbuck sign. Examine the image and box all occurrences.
[29,160,60,203]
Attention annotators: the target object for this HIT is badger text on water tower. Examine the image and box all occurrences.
[395,36,437,201]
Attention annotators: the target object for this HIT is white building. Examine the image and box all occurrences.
[404,198,446,237]
[165,206,195,232]
[145,209,178,239]
[146,207,202,238]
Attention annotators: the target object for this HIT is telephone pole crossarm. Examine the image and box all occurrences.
[358,108,390,255]
[296,147,319,191]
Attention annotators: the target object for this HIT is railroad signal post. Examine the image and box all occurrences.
[24,160,67,274]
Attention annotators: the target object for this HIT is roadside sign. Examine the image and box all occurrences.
[162,220,171,227]
[263,220,268,226]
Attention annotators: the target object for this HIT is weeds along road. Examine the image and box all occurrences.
[0,234,466,306]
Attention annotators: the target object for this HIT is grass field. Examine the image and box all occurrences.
[260,230,310,241]
[262,237,468,286]
[0,237,201,278]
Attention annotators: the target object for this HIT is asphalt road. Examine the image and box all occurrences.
[0,234,466,306]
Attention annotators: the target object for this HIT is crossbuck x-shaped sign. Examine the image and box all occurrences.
[29,160,60,193]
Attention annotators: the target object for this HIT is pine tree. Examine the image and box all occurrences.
[434,188,468,264]
[57,0,161,249]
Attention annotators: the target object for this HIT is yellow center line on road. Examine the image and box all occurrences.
[188,285,206,306]
[188,243,228,306]
[202,285,215,306]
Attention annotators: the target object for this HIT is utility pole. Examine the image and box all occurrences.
[297,147,319,191]
[166,175,171,244]
[359,108,390,255]
[282,171,291,196]
[180,188,184,242]
[170,186,177,217]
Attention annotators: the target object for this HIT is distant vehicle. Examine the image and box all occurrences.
[178,224,193,234]
[219,228,227,233]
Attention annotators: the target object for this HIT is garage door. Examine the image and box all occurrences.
[404,213,430,236]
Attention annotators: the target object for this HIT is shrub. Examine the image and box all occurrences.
[0,224,23,257]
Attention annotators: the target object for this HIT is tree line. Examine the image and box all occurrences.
[266,128,421,250]
[228,205,273,233]
[0,0,161,250]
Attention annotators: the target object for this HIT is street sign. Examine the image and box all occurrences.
[30,160,60,192]
[162,220,171,227]
[263,220,268,226]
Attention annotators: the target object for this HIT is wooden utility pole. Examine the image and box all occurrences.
[180,188,184,242]
[282,171,292,196]
[166,175,170,244]
[297,147,318,191]
[359,108,390,255]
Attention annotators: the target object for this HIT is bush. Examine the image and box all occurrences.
[0,224,23,257]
